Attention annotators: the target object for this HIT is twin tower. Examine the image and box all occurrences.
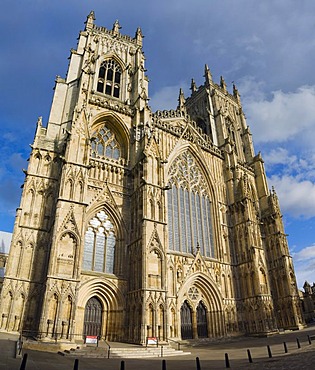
[0,12,303,344]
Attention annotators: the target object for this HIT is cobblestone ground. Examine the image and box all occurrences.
[248,345,315,370]
[1,327,315,370]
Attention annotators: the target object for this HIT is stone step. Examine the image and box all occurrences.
[59,345,190,358]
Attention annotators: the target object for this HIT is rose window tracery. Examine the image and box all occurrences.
[188,286,200,301]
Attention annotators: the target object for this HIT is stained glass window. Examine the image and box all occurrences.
[83,210,116,273]
[91,127,121,160]
[167,152,215,257]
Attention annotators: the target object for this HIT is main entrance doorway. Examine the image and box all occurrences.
[83,296,102,337]
[180,301,193,339]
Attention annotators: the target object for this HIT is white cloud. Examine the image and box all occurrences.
[263,148,297,167]
[263,148,315,181]
[293,245,315,261]
[243,85,315,145]
[292,244,315,288]
[268,175,315,219]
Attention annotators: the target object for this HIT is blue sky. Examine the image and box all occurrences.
[1,0,315,288]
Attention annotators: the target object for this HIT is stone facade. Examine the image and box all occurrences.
[299,282,315,323]
[0,12,304,344]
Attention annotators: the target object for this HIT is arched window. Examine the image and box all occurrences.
[83,210,116,274]
[91,126,121,160]
[97,59,122,98]
[167,151,215,257]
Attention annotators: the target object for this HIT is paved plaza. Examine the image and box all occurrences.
[1,326,315,369]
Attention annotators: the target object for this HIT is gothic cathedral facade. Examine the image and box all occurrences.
[0,12,303,344]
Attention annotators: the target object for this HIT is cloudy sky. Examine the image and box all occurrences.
[1,0,315,288]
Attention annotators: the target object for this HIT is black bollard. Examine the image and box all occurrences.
[73,358,79,370]
[267,345,272,358]
[225,353,230,368]
[247,349,253,363]
[296,338,301,349]
[162,359,166,370]
[283,342,288,353]
[20,353,28,370]
[196,356,201,370]
[120,360,125,370]
[308,335,312,345]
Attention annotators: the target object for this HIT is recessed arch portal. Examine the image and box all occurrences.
[178,273,225,339]
[77,278,125,341]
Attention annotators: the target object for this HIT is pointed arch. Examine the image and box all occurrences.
[91,112,130,161]
[77,278,125,341]
[166,143,217,200]
[166,148,218,258]
[178,272,225,337]
[78,278,124,311]
[97,59,122,98]
[82,209,117,274]
[95,54,126,99]
[33,152,42,173]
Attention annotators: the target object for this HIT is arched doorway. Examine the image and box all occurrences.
[197,301,208,338]
[181,301,193,339]
[83,297,102,338]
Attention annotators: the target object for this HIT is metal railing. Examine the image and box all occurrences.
[166,337,181,350]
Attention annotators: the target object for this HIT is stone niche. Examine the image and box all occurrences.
[56,233,76,278]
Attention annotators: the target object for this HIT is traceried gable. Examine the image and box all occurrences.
[168,151,208,192]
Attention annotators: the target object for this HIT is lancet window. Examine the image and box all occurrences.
[97,59,122,98]
[83,210,116,274]
[91,126,121,160]
[167,152,215,257]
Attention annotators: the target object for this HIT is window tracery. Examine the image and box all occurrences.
[91,126,121,160]
[97,59,122,98]
[83,210,116,274]
[167,152,215,257]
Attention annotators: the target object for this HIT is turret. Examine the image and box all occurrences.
[204,64,213,86]
[220,76,227,92]
[85,11,95,30]
[177,88,186,111]
[135,27,143,46]
[190,78,197,93]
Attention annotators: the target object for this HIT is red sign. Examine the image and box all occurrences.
[147,337,158,345]
[86,335,98,344]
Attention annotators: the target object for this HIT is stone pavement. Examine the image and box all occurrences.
[1,326,315,370]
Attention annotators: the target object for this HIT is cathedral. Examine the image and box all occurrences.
[0,12,304,344]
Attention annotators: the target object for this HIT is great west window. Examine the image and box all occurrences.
[83,210,116,274]
[167,152,215,257]
[97,59,122,98]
